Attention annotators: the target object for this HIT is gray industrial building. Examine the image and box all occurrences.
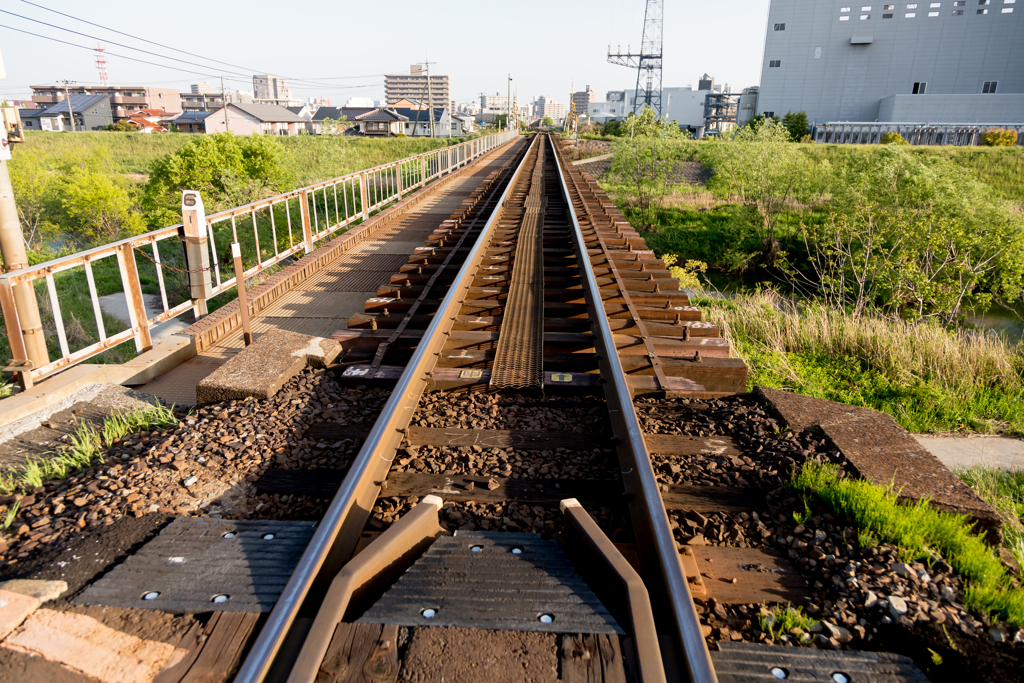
[756,0,1024,144]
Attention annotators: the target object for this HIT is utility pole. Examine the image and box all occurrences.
[60,80,76,132]
[506,74,512,132]
[220,76,230,132]
[422,54,436,139]
[0,124,47,373]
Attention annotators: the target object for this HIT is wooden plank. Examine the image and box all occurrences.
[644,434,740,456]
[318,622,400,683]
[690,546,810,605]
[560,634,628,683]
[156,612,261,683]
[407,426,606,450]
[255,469,759,512]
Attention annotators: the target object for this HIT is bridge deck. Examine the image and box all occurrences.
[141,145,520,407]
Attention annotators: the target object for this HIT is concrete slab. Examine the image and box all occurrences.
[195,330,342,405]
[915,435,1024,472]
[755,386,1002,542]
[0,580,68,602]
[0,589,40,642]
[3,609,184,683]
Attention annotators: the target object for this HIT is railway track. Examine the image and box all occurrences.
[4,133,937,683]
[226,133,742,682]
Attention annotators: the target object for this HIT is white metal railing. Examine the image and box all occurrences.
[0,131,518,383]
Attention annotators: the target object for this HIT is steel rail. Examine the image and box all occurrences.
[234,134,538,683]
[550,137,718,683]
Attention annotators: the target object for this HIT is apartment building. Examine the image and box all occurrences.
[385,65,450,110]
[30,85,181,120]
[571,86,596,116]
[532,96,565,122]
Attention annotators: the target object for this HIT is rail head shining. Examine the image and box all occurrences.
[234,134,536,683]
[549,137,717,683]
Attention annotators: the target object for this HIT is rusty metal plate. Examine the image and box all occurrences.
[691,546,810,605]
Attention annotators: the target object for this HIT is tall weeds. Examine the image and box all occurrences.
[700,290,1024,434]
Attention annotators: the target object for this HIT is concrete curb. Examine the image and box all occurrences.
[755,386,1003,544]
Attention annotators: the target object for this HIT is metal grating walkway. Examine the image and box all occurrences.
[357,531,622,634]
[489,138,546,389]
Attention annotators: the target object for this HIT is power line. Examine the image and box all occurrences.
[15,1,389,90]
[0,24,254,84]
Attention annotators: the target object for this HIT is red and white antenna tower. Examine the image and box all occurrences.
[95,43,109,86]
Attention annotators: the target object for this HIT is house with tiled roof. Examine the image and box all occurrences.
[394,107,458,137]
[202,103,308,135]
[126,108,173,133]
[169,110,213,134]
[25,94,113,131]
[353,108,408,136]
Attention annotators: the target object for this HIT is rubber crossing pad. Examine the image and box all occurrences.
[75,518,316,613]
[712,642,930,682]
[357,531,622,634]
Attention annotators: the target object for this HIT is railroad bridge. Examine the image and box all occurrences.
[0,132,996,682]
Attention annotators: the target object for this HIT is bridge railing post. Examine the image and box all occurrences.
[359,172,370,221]
[300,189,314,254]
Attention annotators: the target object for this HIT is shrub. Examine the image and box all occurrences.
[782,111,810,142]
[982,128,1019,147]
[880,131,908,145]
[106,121,136,133]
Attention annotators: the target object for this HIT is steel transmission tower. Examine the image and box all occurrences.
[607,0,664,117]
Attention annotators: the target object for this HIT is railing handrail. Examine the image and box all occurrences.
[0,131,518,384]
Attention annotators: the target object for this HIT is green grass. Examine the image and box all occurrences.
[697,290,1024,436]
[20,131,461,183]
[0,403,179,496]
[793,460,1024,627]
[758,604,819,641]
[957,467,1024,569]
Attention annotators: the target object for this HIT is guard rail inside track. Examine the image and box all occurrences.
[232,133,719,683]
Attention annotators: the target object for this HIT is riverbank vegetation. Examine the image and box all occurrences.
[600,110,1024,435]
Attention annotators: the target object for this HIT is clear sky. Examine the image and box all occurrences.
[0,0,772,106]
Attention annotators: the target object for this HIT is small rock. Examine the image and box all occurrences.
[889,596,908,617]
[486,478,500,491]
[823,621,852,644]
[891,562,913,578]
[864,591,878,609]
[183,476,198,487]
[990,627,1008,643]
[940,585,957,602]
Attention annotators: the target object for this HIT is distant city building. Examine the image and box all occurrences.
[385,65,450,110]
[180,91,253,113]
[253,75,292,102]
[532,96,564,122]
[571,86,596,117]
[345,96,375,108]
[758,0,1024,144]
[480,93,508,110]
[308,97,332,107]
[30,85,181,120]
[191,82,215,94]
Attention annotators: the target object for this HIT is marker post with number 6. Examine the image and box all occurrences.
[230,241,252,346]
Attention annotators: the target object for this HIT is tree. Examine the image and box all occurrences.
[745,114,781,132]
[602,119,623,137]
[792,145,1024,323]
[982,128,1019,147]
[492,114,509,130]
[880,131,908,145]
[145,133,288,226]
[8,150,61,250]
[319,115,348,136]
[608,107,686,231]
[697,119,811,266]
[106,121,136,133]
[541,116,553,128]
[782,111,810,142]
[55,151,145,244]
